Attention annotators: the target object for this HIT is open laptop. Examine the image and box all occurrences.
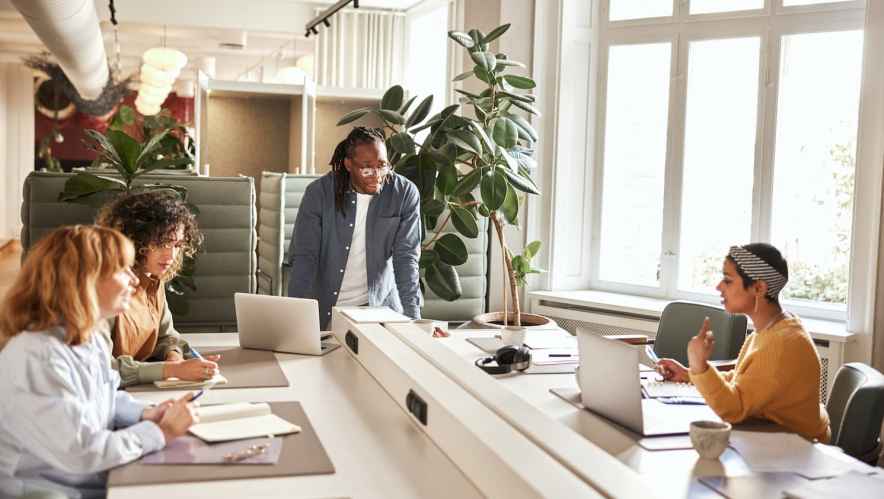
[576,328,718,436]
[234,293,339,355]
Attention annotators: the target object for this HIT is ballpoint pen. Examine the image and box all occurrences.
[645,345,660,364]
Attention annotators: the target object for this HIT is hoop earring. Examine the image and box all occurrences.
[138,247,149,256]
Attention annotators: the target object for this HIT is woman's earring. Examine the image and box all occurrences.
[753,292,760,314]
[138,247,149,256]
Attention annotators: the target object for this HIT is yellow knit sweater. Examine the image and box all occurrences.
[690,315,831,442]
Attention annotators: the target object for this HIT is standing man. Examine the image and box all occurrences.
[287,127,422,329]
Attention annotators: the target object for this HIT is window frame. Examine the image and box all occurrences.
[587,0,866,321]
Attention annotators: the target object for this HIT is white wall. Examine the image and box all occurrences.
[0,62,34,243]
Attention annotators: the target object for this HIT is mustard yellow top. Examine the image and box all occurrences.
[690,314,831,442]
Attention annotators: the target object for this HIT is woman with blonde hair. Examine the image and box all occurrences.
[0,225,197,499]
[96,190,219,387]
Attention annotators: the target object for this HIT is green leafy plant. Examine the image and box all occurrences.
[337,23,542,325]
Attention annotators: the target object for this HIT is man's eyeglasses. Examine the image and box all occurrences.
[357,165,391,178]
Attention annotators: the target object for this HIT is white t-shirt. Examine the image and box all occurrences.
[336,192,372,306]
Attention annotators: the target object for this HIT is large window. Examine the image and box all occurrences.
[588,0,866,320]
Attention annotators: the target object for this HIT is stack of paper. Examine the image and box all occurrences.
[531,349,579,366]
[729,431,872,479]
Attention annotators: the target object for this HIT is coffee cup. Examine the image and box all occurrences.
[689,420,731,459]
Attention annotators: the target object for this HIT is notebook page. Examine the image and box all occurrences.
[197,402,272,424]
[154,372,228,389]
[641,380,701,398]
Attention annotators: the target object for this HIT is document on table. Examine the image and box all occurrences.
[189,402,301,442]
[154,372,228,389]
[336,306,412,323]
[729,431,874,479]
[523,330,576,350]
[641,380,701,398]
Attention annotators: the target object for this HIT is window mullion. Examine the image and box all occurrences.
[661,32,689,296]
[588,40,610,286]
[754,23,780,243]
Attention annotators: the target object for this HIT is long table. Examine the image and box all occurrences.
[108,333,484,499]
[436,329,878,498]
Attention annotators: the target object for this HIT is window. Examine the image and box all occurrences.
[584,1,866,320]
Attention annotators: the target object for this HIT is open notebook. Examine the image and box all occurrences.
[190,402,302,442]
[154,372,228,389]
[641,380,702,398]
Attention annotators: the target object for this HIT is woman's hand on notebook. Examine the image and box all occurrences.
[163,358,219,381]
[158,393,200,444]
[656,358,690,383]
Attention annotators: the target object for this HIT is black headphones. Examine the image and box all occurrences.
[475,345,532,375]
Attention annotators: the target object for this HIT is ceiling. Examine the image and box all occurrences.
[0,0,423,82]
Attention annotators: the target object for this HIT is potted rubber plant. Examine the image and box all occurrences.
[336,23,547,328]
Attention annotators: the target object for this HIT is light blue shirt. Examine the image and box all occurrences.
[0,325,165,499]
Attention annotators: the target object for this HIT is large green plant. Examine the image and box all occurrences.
[337,24,542,325]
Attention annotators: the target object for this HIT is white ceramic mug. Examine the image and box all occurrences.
[689,420,732,459]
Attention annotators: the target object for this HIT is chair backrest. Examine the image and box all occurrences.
[825,362,884,462]
[653,301,748,366]
[257,172,320,296]
[22,172,256,331]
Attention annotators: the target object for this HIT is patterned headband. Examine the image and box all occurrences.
[728,245,787,298]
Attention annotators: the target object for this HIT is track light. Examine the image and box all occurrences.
[305,0,356,38]
[322,18,331,28]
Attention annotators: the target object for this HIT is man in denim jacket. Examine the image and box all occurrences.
[287,127,422,329]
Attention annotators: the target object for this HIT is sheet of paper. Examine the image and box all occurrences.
[783,470,884,498]
[337,306,412,323]
[154,372,228,389]
[531,349,579,366]
[729,431,867,479]
[524,330,576,349]
[197,402,271,424]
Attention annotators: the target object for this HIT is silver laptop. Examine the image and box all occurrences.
[576,328,718,436]
[234,293,339,355]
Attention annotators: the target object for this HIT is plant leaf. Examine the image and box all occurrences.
[448,31,475,49]
[508,114,538,141]
[483,23,511,44]
[470,121,495,154]
[501,166,540,195]
[470,51,497,72]
[399,95,417,115]
[425,261,462,301]
[389,132,416,155]
[437,162,458,195]
[450,205,479,238]
[490,117,519,149]
[377,109,405,125]
[525,240,542,260]
[416,154,437,198]
[422,198,446,217]
[503,74,536,89]
[381,85,404,110]
[496,59,526,69]
[58,173,126,202]
[337,107,372,126]
[510,99,540,116]
[452,70,473,82]
[105,130,142,175]
[448,129,483,155]
[419,249,439,268]
[434,233,468,266]
[451,167,483,197]
[406,95,434,128]
[500,182,519,224]
[480,169,508,211]
[135,128,171,170]
[140,157,192,173]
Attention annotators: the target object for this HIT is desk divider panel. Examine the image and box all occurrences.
[329,310,605,499]
[384,322,661,499]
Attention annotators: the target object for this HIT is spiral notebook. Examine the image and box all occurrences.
[641,380,701,398]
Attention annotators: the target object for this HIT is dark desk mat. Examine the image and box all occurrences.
[126,346,289,392]
[109,402,334,486]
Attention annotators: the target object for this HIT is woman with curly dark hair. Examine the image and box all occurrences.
[96,190,219,387]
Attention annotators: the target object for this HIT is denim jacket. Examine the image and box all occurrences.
[286,172,422,328]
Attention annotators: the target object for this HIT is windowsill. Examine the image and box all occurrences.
[528,289,856,344]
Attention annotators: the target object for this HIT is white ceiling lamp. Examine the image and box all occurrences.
[136,26,187,116]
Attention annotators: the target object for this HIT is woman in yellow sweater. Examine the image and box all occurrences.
[656,243,831,442]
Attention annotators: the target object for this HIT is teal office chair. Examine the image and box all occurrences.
[653,301,748,366]
[825,362,884,464]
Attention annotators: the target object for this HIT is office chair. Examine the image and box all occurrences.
[825,362,884,464]
[653,301,748,367]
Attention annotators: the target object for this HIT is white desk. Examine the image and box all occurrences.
[109,333,484,499]
[438,329,875,498]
